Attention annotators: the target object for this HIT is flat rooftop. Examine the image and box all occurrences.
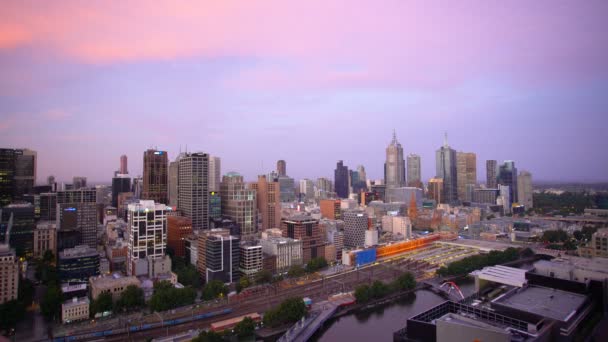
[471,265,527,287]
[493,286,587,322]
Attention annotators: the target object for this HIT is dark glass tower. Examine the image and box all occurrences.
[497,160,518,207]
[334,160,349,199]
[435,134,458,204]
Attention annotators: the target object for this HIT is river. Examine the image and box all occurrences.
[311,278,476,341]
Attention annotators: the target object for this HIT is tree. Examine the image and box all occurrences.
[115,285,145,312]
[262,297,306,328]
[392,272,416,291]
[305,257,328,273]
[369,280,389,299]
[41,285,62,321]
[354,284,371,303]
[520,247,535,258]
[287,265,305,278]
[175,264,201,288]
[149,281,197,312]
[201,280,229,301]
[254,270,273,285]
[236,276,251,293]
[234,316,256,338]
[43,250,55,263]
[191,330,224,342]
[18,277,35,307]
[0,300,26,331]
[542,229,569,243]
[90,292,113,317]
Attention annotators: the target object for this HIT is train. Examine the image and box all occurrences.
[52,308,233,342]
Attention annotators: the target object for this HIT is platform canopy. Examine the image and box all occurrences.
[470,265,527,288]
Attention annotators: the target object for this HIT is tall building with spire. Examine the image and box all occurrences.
[435,133,458,204]
[384,131,406,190]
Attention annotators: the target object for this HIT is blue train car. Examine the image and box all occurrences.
[354,248,377,267]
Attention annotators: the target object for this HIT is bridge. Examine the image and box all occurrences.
[277,294,355,342]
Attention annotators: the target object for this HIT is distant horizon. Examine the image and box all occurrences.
[2,2,607,186]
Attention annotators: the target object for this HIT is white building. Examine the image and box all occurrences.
[259,237,303,273]
[299,179,314,202]
[178,152,209,230]
[240,244,263,279]
[382,215,412,239]
[517,171,533,209]
[127,200,169,276]
[365,229,378,247]
[62,297,89,324]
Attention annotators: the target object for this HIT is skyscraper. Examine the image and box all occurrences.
[435,134,458,204]
[111,175,131,207]
[343,211,368,248]
[277,160,286,177]
[220,172,257,237]
[250,175,281,231]
[427,178,444,204]
[126,200,169,276]
[209,156,221,193]
[334,160,349,199]
[0,148,37,206]
[72,177,87,190]
[120,155,128,174]
[517,171,533,209]
[384,131,406,189]
[142,149,168,205]
[486,160,498,188]
[56,189,97,250]
[299,179,314,202]
[456,152,477,202]
[168,159,179,207]
[406,154,422,188]
[497,160,518,207]
[357,165,367,185]
[178,152,209,231]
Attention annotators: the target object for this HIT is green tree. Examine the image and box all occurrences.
[305,257,328,273]
[18,277,35,306]
[191,330,224,342]
[287,265,305,278]
[236,276,251,294]
[369,280,389,299]
[520,247,535,258]
[0,300,26,331]
[149,281,197,312]
[201,280,229,301]
[176,264,201,288]
[90,291,113,317]
[254,270,273,285]
[262,297,306,328]
[41,285,62,321]
[234,316,256,338]
[115,285,145,312]
[42,250,55,263]
[354,284,371,303]
[392,272,416,291]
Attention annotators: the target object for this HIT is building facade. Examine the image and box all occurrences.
[126,200,169,276]
[0,245,18,304]
[334,160,349,199]
[517,170,533,209]
[407,154,422,188]
[427,178,444,204]
[281,215,324,264]
[436,135,458,204]
[167,216,193,258]
[250,175,281,230]
[206,234,240,284]
[343,211,368,248]
[497,160,518,207]
[299,179,315,202]
[111,175,131,208]
[385,131,406,190]
[259,237,303,273]
[168,160,179,208]
[89,275,141,300]
[62,297,89,324]
[142,149,168,205]
[239,244,263,279]
[220,172,256,237]
[276,160,286,177]
[56,189,97,249]
[456,152,477,202]
[58,245,100,283]
[209,156,221,193]
[178,152,209,230]
[486,160,498,188]
[0,203,35,257]
[34,221,56,259]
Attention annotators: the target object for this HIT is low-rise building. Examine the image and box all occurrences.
[58,245,100,283]
[62,297,89,324]
[578,228,608,258]
[239,244,263,279]
[33,221,56,259]
[89,274,141,300]
[259,237,303,273]
[0,245,19,304]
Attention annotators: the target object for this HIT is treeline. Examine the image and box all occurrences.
[354,272,416,304]
[533,191,608,215]
[262,297,307,328]
[436,247,521,277]
[90,285,145,317]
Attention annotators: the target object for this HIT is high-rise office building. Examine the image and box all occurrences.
[196,228,230,281]
[209,156,221,193]
[277,160,286,177]
[299,179,314,202]
[497,160,518,207]
[178,152,209,231]
[334,160,349,199]
[316,177,334,200]
[220,172,257,237]
[357,165,367,185]
[385,131,406,189]
[406,154,422,188]
[281,215,324,263]
[120,155,128,174]
[343,211,368,248]
[126,200,169,276]
[0,148,37,206]
[427,178,444,204]
[486,160,498,188]
[209,191,221,219]
[142,149,168,205]
[250,175,281,231]
[435,134,458,204]
[111,174,131,208]
[517,170,533,209]
[0,203,35,257]
[72,177,87,190]
[168,159,179,207]
[56,189,97,250]
[456,152,477,202]
[40,192,57,221]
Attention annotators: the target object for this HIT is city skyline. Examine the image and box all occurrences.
[1,1,607,183]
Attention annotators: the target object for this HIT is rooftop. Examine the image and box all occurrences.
[62,296,89,308]
[493,286,588,322]
[470,265,527,288]
[60,245,98,258]
[89,274,140,288]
